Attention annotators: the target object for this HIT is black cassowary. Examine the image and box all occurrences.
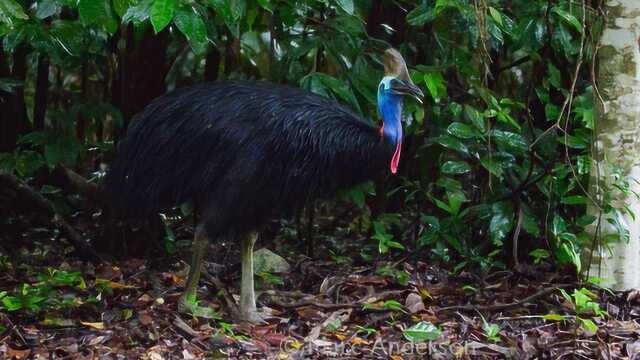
[105,48,423,323]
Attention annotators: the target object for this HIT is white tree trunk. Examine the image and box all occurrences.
[586,0,640,290]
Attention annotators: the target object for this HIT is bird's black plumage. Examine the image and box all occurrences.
[105,80,393,237]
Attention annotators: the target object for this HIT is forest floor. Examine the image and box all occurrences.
[1,226,640,359]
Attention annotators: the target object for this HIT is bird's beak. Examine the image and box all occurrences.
[391,78,425,104]
[405,80,424,104]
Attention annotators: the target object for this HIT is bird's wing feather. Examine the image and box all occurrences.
[105,81,392,223]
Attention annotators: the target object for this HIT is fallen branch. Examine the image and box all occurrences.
[0,171,101,262]
[263,289,407,312]
[437,284,573,312]
[266,298,361,310]
[258,289,314,299]
[51,165,102,204]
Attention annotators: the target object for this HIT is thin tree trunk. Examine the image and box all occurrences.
[33,54,50,132]
[204,46,221,82]
[76,62,88,141]
[586,0,640,289]
[0,42,14,151]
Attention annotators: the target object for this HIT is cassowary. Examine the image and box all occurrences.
[105,48,423,323]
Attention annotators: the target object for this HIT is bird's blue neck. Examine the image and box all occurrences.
[377,90,403,146]
[377,79,404,174]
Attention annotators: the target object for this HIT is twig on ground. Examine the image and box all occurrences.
[172,315,200,338]
[437,284,573,312]
[202,270,240,318]
[512,202,524,267]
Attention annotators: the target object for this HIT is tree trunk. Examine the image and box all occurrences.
[586,0,640,289]
[0,45,29,152]
[112,25,169,141]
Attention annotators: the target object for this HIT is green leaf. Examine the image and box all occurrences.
[336,0,353,14]
[113,0,135,17]
[576,155,591,175]
[0,77,22,92]
[423,72,446,102]
[489,202,513,246]
[578,317,598,333]
[432,197,453,215]
[403,321,441,343]
[441,161,471,175]
[1,296,23,311]
[78,0,117,33]
[435,176,462,192]
[543,313,566,321]
[407,3,435,26]
[209,0,245,34]
[79,0,104,24]
[547,63,562,89]
[552,7,583,34]
[529,248,550,263]
[150,0,176,33]
[446,190,466,216]
[43,135,81,168]
[432,135,469,155]
[576,214,596,227]
[560,242,581,273]
[491,130,528,152]
[434,0,458,14]
[522,211,540,236]
[488,7,502,27]
[447,122,477,139]
[174,6,208,54]
[301,73,361,115]
[464,105,485,133]
[256,0,272,12]
[561,195,589,205]
[122,0,152,23]
[36,0,61,19]
[496,111,520,129]
[0,0,29,22]
[480,156,504,177]
[552,215,566,236]
[382,300,404,312]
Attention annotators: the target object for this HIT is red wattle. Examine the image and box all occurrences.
[390,141,402,174]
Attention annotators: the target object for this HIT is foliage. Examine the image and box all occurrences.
[560,287,607,333]
[481,316,501,343]
[402,321,441,343]
[0,269,85,314]
[0,0,622,277]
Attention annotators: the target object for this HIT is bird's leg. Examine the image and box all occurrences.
[178,226,216,318]
[239,232,264,323]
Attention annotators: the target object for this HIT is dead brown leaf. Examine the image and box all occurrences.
[7,347,31,359]
[80,321,105,330]
[405,292,425,314]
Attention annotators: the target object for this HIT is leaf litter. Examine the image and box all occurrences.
[0,227,639,359]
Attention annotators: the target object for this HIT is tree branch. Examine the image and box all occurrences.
[0,171,101,262]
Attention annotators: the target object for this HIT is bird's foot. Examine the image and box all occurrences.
[239,308,267,325]
[177,294,219,319]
